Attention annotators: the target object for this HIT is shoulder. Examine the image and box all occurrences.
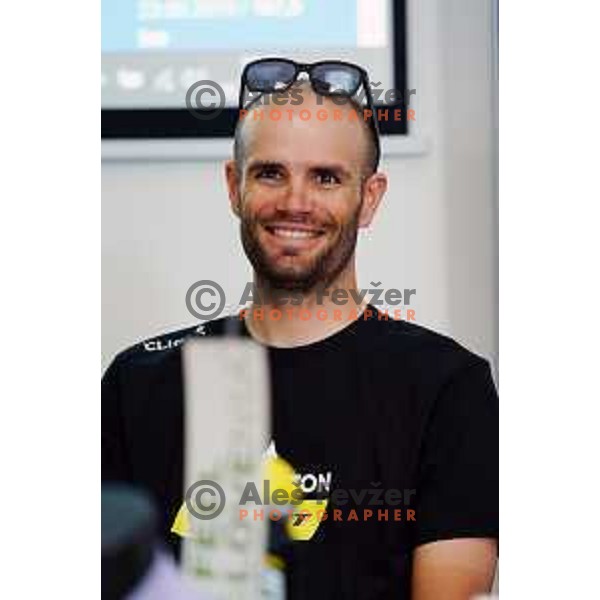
[362,315,498,451]
[362,312,492,386]
[103,316,234,380]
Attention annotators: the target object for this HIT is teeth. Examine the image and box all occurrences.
[271,227,320,239]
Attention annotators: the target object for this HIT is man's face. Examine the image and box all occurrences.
[229,95,377,292]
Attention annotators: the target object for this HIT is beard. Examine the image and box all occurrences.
[240,202,362,294]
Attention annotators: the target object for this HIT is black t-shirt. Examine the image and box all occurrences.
[102,307,498,599]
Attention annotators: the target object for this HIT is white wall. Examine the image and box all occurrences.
[102,0,497,380]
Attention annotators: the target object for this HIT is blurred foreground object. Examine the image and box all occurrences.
[181,336,269,598]
[127,552,205,600]
[102,484,204,600]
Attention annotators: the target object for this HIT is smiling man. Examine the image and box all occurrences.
[227,80,387,344]
[103,59,498,599]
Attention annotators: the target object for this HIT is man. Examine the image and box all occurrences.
[103,59,498,599]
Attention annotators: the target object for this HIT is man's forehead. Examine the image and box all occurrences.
[242,111,368,168]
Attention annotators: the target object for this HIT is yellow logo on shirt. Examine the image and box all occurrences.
[171,450,327,542]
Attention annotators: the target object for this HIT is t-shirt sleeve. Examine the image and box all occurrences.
[102,356,132,483]
[414,357,499,546]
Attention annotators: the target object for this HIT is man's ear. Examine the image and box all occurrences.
[225,160,242,217]
[358,172,388,228]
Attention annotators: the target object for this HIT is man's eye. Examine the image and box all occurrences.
[256,167,283,181]
[315,171,341,186]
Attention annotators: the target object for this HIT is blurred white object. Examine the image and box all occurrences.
[182,336,270,600]
[127,552,210,600]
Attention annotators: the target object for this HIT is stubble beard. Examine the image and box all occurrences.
[240,202,362,295]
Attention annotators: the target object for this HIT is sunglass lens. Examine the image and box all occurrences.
[311,64,362,96]
[245,60,297,92]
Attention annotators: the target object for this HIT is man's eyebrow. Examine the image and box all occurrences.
[245,160,353,180]
[246,160,286,174]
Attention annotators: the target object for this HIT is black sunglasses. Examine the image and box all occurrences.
[239,58,381,171]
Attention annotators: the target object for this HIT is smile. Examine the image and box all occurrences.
[265,226,326,240]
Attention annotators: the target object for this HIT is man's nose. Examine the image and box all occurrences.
[277,175,312,213]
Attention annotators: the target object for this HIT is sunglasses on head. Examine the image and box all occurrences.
[239,58,381,171]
